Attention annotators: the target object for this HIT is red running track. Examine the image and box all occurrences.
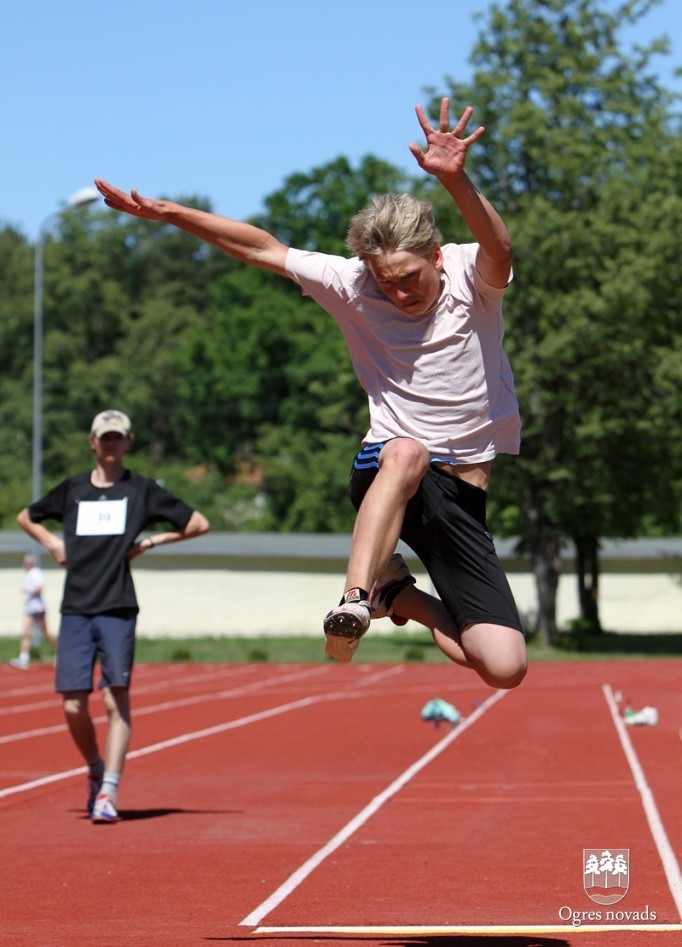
[1,657,681,946]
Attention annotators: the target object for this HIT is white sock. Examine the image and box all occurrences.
[101,772,120,804]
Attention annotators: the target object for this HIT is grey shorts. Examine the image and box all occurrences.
[55,610,137,694]
[349,450,524,635]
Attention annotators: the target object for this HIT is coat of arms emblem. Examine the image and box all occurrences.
[583,849,630,905]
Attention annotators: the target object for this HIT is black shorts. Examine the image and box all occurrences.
[349,448,524,635]
[55,609,137,694]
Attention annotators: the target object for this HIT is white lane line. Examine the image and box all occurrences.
[129,666,404,762]
[0,665,331,746]
[0,698,58,716]
[0,666,403,799]
[253,924,682,935]
[0,722,66,745]
[239,687,508,928]
[603,683,682,922]
[0,663,296,717]
[0,763,90,800]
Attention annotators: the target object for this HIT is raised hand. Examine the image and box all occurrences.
[94,179,168,221]
[408,98,485,180]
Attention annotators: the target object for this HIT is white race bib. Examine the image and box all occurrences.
[76,498,128,536]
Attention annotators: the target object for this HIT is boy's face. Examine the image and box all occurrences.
[366,246,443,318]
[89,431,132,462]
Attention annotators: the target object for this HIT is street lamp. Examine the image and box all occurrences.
[32,186,100,504]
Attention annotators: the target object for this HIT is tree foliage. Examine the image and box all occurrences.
[1,0,680,640]
[0,163,402,532]
[424,0,682,639]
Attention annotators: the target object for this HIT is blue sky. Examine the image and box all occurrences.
[2,0,679,240]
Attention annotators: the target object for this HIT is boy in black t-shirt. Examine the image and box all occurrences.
[17,410,210,823]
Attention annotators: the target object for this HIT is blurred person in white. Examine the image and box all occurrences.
[9,553,57,669]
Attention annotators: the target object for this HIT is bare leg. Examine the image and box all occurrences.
[458,622,527,689]
[101,686,131,776]
[62,688,135,773]
[344,438,429,595]
[323,439,430,661]
[62,691,101,763]
[37,615,57,650]
[391,584,472,668]
[19,615,33,654]
[9,615,34,667]
[391,584,527,689]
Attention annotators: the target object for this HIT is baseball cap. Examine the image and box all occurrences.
[90,409,132,438]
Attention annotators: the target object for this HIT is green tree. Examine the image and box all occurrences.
[49,202,235,468]
[253,155,412,254]
[2,198,239,519]
[425,0,681,641]
[170,248,367,527]
[170,157,407,529]
[0,226,34,523]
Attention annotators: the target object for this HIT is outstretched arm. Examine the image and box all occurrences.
[94,180,290,277]
[409,98,512,288]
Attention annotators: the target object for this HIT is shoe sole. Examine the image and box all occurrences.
[87,780,103,816]
[323,611,368,663]
[324,633,362,663]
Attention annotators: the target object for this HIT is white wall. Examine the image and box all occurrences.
[1,562,680,638]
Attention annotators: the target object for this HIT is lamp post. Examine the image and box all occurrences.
[32,186,100,504]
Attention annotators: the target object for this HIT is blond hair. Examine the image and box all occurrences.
[345,193,442,260]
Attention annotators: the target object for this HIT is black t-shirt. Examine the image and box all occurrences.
[28,469,194,615]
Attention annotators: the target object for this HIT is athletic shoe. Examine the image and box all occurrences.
[420,698,461,726]
[323,599,371,663]
[91,793,119,823]
[369,553,416,625]
[623,706,658,726]
[86,772,103,816]
[9,657,29,670]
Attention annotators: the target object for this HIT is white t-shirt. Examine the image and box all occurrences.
[285,243,520,463]
[24,565,46,616]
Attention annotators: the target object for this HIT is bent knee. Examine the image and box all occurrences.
[62,693,89,718]
[379,438,430,486]
[462,624,528,690]
[483,661,527,690]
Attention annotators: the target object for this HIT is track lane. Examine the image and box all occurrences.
[247,661,682,939]
[1,660,680,946]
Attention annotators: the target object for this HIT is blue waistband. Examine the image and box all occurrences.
[354,442,458,471]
